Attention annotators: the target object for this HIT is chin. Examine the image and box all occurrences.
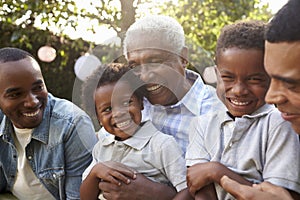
[291,124,300,135]
[148,98,164,106]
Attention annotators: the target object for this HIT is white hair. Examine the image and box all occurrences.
[123,15,185,58]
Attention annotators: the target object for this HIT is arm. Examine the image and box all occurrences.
[64,115,98,199]
[99,172,176,200]
[172,188,193,200]
[187,162,252,196]
[80,162,136,200]
[289,190,300,200]
[195,184,217,200]
[220,176,293,200]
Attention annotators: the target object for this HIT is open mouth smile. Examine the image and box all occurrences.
[146,84,161,92]
[116,119,131,129]
[229,99,251,106]
[23,109,40,117]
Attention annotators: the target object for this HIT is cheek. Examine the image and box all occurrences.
[288,94,300,108]
[254,86,269,101]
[130,107,142,123]
[98,114,108,125]
[216,82,225,98]
[0,102,15,115]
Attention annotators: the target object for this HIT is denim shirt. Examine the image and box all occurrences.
[0,94,97,199]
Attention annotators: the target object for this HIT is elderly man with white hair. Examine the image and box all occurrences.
[97,15,223,200]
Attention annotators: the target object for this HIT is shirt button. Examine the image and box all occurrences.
[28,156,32,160]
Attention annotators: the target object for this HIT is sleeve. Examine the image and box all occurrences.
[64,113,98,199]
[82,159,97,181]
[185,117,211,167]
[156,135,187,192]
[82,137,104,181]
[0,166,6,192]
[263,118,300,193]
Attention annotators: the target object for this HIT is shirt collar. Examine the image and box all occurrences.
[178,69,205,115]
[101,121,157,150]
[223,104,275,121]
[0,94,52,144]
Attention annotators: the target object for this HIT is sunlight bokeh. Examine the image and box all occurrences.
[36,0,288,45]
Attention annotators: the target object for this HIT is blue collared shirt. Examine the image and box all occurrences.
[0,94,97,199]
[142,69,224,155]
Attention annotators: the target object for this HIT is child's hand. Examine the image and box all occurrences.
[187,162,229,195]
[187,162,215,195]
[91,161,137,186]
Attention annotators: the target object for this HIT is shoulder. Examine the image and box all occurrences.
[145,121,180,147]
[193,111,225,127]
[259,105,288,126]
[47,93,90,122]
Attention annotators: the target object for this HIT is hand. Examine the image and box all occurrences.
[100,173,176,200]
[80,161,136,200]
[93,161,136,186]
[220,176,293,200]
[187,163,212,195]
[187,162,228,195]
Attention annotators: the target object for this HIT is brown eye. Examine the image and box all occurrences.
[103,106,112,113]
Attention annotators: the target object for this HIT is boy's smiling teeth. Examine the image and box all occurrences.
[147,84,161,91]
[23,110,40,117]
[230,99,250,106]
[116,120,131,128]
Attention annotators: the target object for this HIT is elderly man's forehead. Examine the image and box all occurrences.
[126,29,182,51]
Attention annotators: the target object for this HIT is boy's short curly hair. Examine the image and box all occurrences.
[81,63,146,122]
[216,20,266,63]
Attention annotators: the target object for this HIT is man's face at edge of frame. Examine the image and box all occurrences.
[264,41,300,134]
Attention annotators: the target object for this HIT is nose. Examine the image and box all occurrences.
[265,80,286,105]
[24,93,39,108]
[133,64,153,82]
[111,106,127,119]
[231,81,249,97]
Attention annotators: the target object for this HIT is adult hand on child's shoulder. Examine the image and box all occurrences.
[220,176,293,200]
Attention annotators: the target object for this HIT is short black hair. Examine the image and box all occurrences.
[216,20,266,63]
[265,0,300,42]
[81,63,146,120]
[0,47,34,63]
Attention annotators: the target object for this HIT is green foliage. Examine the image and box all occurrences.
[158,0,272,73]
[0,0,273,100]
[0,21,89,100]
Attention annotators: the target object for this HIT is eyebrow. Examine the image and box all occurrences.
[272,75,300,84]
[5,79,44,94]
